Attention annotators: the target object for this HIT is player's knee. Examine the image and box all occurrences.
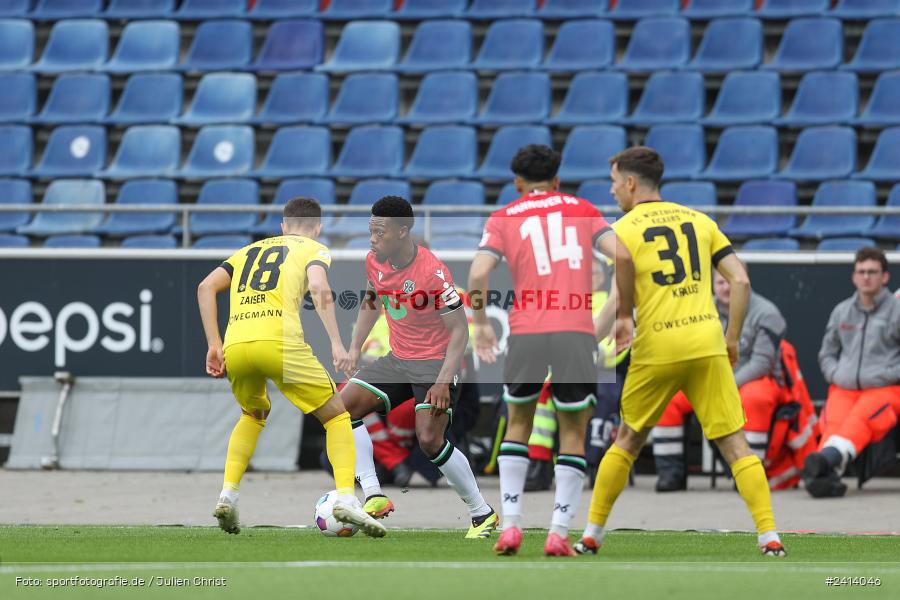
[615,424,648,455]
[242,409,268,422]
[416,431,444,456]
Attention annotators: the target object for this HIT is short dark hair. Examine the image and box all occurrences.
[371,195,414,232]
[855,246,888,272]
[609,146,664,189]
[283,197,321,228]
[511,144,561,182]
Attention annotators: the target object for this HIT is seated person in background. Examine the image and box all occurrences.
[804,247,900,498]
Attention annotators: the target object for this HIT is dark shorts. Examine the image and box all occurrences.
[349,352,460,417]
[503,332,599,412]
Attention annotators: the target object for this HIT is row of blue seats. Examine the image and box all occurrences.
[5,122,900,182]
[4,16,899,74]
[4,0,900,21]
[7,69,900,128]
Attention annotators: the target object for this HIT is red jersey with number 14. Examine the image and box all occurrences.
[478,190,611,336]
[366,245,464,361]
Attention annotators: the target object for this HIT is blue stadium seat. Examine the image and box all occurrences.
[497,182,520,205]
[466,0,535,18]
[703,71,781,126]
[0,178,31,232]
[18,179,105,236]
[538,0,608,18]
[831,0,900,18]
[476,126,552,180]
[869,184,900,239]
[317,21,400,72]
[0,0,31,16]
[548,71,627,125]
[321,0,393,19]
[0,126,31,176]
[471,19,543,71]
[34,73,109,124]
[44,234,101,247]
[330,126,404,179]
[617,17,690,71]
[688,18,762,72]
[404,126,477,179]
[31,19,108,73]
[174,0,245,19]
[764,18,843,72]
[609,0,679,19]
[177,126,255,179]
[342,236,373,249]
[324,73,398,125]
[31,0,103,19]
[104,20,179,73]
[175,73,256,125]
[98,125,180,179]
[816,237,876,251]
[340,179,412,237]
[395,0,466,19]
[758,0,829,18]
[395,20,471,73]
[542,19,614,71]
[742,238,800,251]
[103,0,176,18]
[105,73,182,124]
[254,126,331,178]
[777,71,858,126]
[247,0,317,19]
[853,126,900,181]
[430,234,483,250]
[682,0,753,18]
[475,72,550,125]
[94,179,177,237]
[645,124,706,180]
[0,234,29,247]
[779,127,857,181]
[557,126,627,182]
[249,19,324,71]
[0,19,33,70]
[701,126,778,181]
[179,20,251,71]
[660,181,718,210]
[397,71,477,125]
[188,179,259,236]
[0,73,35,122]
[841,19,900,73]
[33,126,105,177]
[720,180,797,239]
[422,180,485,206]
[790,181,876,239]
[252,72,327,124]
[122,235,177,249]
[627,71,704,125]
[253,178,337,235]
[193,235,253,249]
[576,179,615,206]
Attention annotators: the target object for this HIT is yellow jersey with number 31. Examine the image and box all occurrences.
[219,235,332,348]
[612,201,735,365]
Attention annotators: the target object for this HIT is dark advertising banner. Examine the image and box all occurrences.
[0,254,896,399]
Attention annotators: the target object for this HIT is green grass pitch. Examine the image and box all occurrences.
[1,527,898,600]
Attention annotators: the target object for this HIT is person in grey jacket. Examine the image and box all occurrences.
[652,267,787,492]
[803,247,900,498]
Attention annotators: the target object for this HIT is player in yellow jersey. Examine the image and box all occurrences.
[575,147,786,557]
[197,197,385,538]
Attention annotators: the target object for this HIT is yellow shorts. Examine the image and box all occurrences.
[621,355,746,440]
[223,340,336,415]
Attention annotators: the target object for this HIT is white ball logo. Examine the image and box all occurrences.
[70,136,90,159]
[214,141,234,164]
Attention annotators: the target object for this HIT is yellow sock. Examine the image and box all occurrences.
[731,454,777,535]
[587,444,636,526]
[324,411,356,495]
[223,413,265,492]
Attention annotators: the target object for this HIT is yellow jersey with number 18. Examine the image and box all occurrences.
[612,201,735,366]
[219,235,332,348]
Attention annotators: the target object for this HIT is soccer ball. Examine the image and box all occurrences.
[314,491,359,537]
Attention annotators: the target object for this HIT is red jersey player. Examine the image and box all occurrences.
[468,144,627,556]
[340,196,499,539]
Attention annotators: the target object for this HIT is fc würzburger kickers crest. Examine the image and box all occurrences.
[402,279,415,294]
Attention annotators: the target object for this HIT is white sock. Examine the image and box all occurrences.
[498,445,529,529]
[219,488,238,505]
[583,522,606,544]
[758,530,781,546]
[353,423,382,498]
[550,459,587,538]
[432,443,490,518]
[337,493,359,507]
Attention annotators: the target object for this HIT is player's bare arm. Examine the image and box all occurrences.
[346,281,382,376]
[427,305,469,415]
[613,239,635,354]
[716,253,751,366]
[467,252,500,364]
[197,266,232,378]
[307,263,351,374]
